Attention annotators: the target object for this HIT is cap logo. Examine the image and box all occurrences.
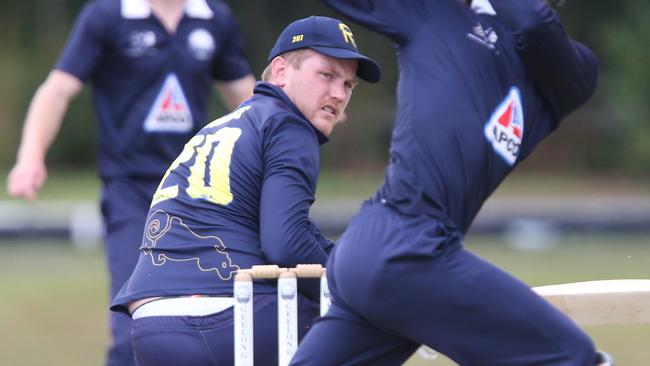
[291,34,304,43]
[338,23,357,48]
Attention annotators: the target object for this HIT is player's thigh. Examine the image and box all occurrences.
[325,205,596,365]
[100,177,159,233]
[101,178,159,293]
[290,302,419,366]
[327,204,455,317]
[373,247,596,366]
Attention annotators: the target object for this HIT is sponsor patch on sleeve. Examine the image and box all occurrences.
[484,87,524,165]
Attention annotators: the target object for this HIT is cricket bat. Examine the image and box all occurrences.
[414,279,648,362]
[533,279,650,326]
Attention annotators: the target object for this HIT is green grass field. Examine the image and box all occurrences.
[1,235,648,366]
[1,167,649,201]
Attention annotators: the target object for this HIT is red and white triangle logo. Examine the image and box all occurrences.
[144,74,193,133]
[484,87,525,165]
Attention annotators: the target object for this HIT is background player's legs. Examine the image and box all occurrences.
[101,178,159,366]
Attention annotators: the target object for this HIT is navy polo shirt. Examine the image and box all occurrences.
[56,0,252,178]
[112,82,333,312]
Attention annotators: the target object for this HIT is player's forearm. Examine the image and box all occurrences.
[215,74,255,110]
[322,0,416,43]
[16,81,73,164]
[489,0,551,32]
[259,196,330,266]
[261,219,330,268]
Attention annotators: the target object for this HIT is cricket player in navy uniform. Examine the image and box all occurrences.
[291,1,613,365]
[6,1,255,365]
[111,16,380,365]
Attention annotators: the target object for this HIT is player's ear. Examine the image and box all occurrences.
[270,56,289,87]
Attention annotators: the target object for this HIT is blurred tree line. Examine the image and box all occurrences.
[0,0,647,178]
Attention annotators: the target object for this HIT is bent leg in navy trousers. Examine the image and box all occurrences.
[291,204,597,366]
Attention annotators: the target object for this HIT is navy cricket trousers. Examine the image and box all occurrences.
[291,202,598,366]
[101,177,160,366]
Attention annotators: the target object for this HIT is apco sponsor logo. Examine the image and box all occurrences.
[484,87,524,165]
[144,74,193,133]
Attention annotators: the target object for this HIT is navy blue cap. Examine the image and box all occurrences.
[268,16,381,83]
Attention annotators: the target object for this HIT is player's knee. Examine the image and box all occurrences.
[564,329,597,366]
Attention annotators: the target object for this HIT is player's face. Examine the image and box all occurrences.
[283,51,358,136]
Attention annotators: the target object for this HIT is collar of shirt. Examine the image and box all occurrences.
[253,81,329,145]
[122,0,214,19]
[470,0,497,15]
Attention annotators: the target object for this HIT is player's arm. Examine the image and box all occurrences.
[490,0,599,118]
[211,5,255,110]
[322,0,427,43]
[7,70,82,200]
[214,74,255,110]
[307,221,336,255]
[259,116,331,268]
[8,2,105,200]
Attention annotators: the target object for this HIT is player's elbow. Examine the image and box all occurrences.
[557,56,599,117]
[574,66,599,107]
[261,234,328,268]
[260,232,301,266]
[263,246,296,267]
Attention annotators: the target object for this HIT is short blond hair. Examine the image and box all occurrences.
[261,49,312,82]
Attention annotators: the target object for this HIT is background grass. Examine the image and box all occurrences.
[2,167,650,201]
[0,235,648,365]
